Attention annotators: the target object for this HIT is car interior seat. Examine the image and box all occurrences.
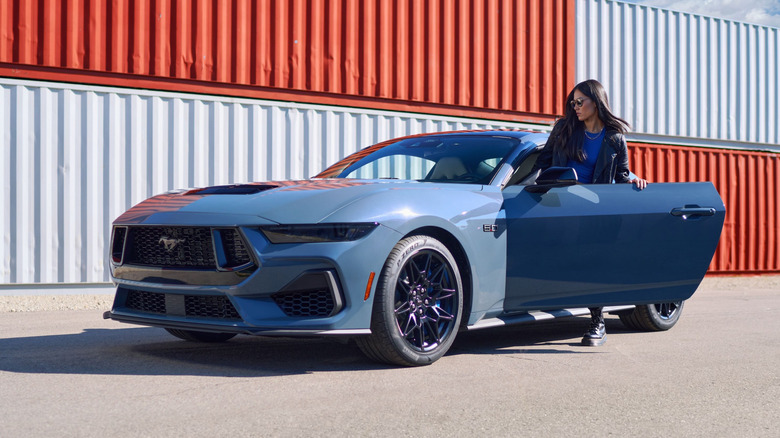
[428,156,469,180]
[504,148,542,186]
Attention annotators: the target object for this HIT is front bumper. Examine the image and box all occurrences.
[107,223,401,334]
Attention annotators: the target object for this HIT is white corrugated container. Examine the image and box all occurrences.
[576,0,779,145]
[0,78,543,288]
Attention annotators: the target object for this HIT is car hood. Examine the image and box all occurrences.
[114,179,423,225]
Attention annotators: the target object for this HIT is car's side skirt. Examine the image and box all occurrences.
[466,305,635,331]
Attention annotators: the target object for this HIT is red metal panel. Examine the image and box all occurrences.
[0,0,575,122]
[0,1,11,62]
[629,142,780,275]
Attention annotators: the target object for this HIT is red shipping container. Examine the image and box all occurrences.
[0,0,576,123]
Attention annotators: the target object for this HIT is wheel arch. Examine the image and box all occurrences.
[402,226,473,329]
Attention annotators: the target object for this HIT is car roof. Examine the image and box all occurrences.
[405,129,545,140]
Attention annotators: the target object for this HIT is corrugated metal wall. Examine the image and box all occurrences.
[629,142,780,274]
[0,0,575,121]
[0,78,541,285]
[2,79,778,286]
[577,0,780,145]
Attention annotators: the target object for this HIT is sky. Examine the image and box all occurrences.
[625,0,780,28]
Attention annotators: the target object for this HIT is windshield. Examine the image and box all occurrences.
[315,134,521,184]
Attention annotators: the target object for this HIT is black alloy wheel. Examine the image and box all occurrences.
[356,235,463,366]
[655,301,682,321]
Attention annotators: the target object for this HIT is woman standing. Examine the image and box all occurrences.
[534,79,648,346]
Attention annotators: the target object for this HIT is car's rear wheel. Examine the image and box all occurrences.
[356,235,463,366]
[165,328,237,342]
[618,301,685,331]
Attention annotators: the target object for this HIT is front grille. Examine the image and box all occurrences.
[126,226,215,269]
[272,289,335,317]
[124,290,241,320]
[118,226,255,271]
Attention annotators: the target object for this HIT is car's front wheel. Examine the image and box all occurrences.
[165,328,237,342]
[356,235,463,366]
[618,301,685,331]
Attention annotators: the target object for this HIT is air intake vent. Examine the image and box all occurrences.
[271,270,343,318]
[125,290,166,314]
[216,228,252,268]
[124,290,241,320]
[194,184,278,195]
[111,226,127,263]
[272,289,335,317]
[185,295,241,319]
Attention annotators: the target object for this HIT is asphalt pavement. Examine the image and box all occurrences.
[1,277,778,437]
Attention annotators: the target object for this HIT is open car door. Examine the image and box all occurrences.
[501,173,725,312]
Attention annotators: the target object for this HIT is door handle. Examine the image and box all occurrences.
[670,207,716,220]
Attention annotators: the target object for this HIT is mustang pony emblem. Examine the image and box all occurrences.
[159,236,185,252]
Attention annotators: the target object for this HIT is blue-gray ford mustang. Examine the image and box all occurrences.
[105,130,725,366]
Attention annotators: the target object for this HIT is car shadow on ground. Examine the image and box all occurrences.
[449,316,616,357]
[0,316,631,377]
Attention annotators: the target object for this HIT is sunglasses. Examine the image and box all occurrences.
[570,97,590,108]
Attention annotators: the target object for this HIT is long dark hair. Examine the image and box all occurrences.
[547,79,630,162]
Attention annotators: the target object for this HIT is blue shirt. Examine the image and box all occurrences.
[567,129,604,183]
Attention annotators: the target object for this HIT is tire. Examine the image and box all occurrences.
[356,235,463,366]
[618,301,685,331]
[165,328,237,342]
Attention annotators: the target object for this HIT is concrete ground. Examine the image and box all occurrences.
[1,276,778,437]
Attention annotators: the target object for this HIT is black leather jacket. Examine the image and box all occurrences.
[534,121,631,184]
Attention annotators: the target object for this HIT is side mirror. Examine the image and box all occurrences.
[525,167,579,193]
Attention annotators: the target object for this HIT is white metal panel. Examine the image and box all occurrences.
[576,0,780,145]
[0,77,543,287]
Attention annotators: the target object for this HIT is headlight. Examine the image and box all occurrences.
[259,223,379,243]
